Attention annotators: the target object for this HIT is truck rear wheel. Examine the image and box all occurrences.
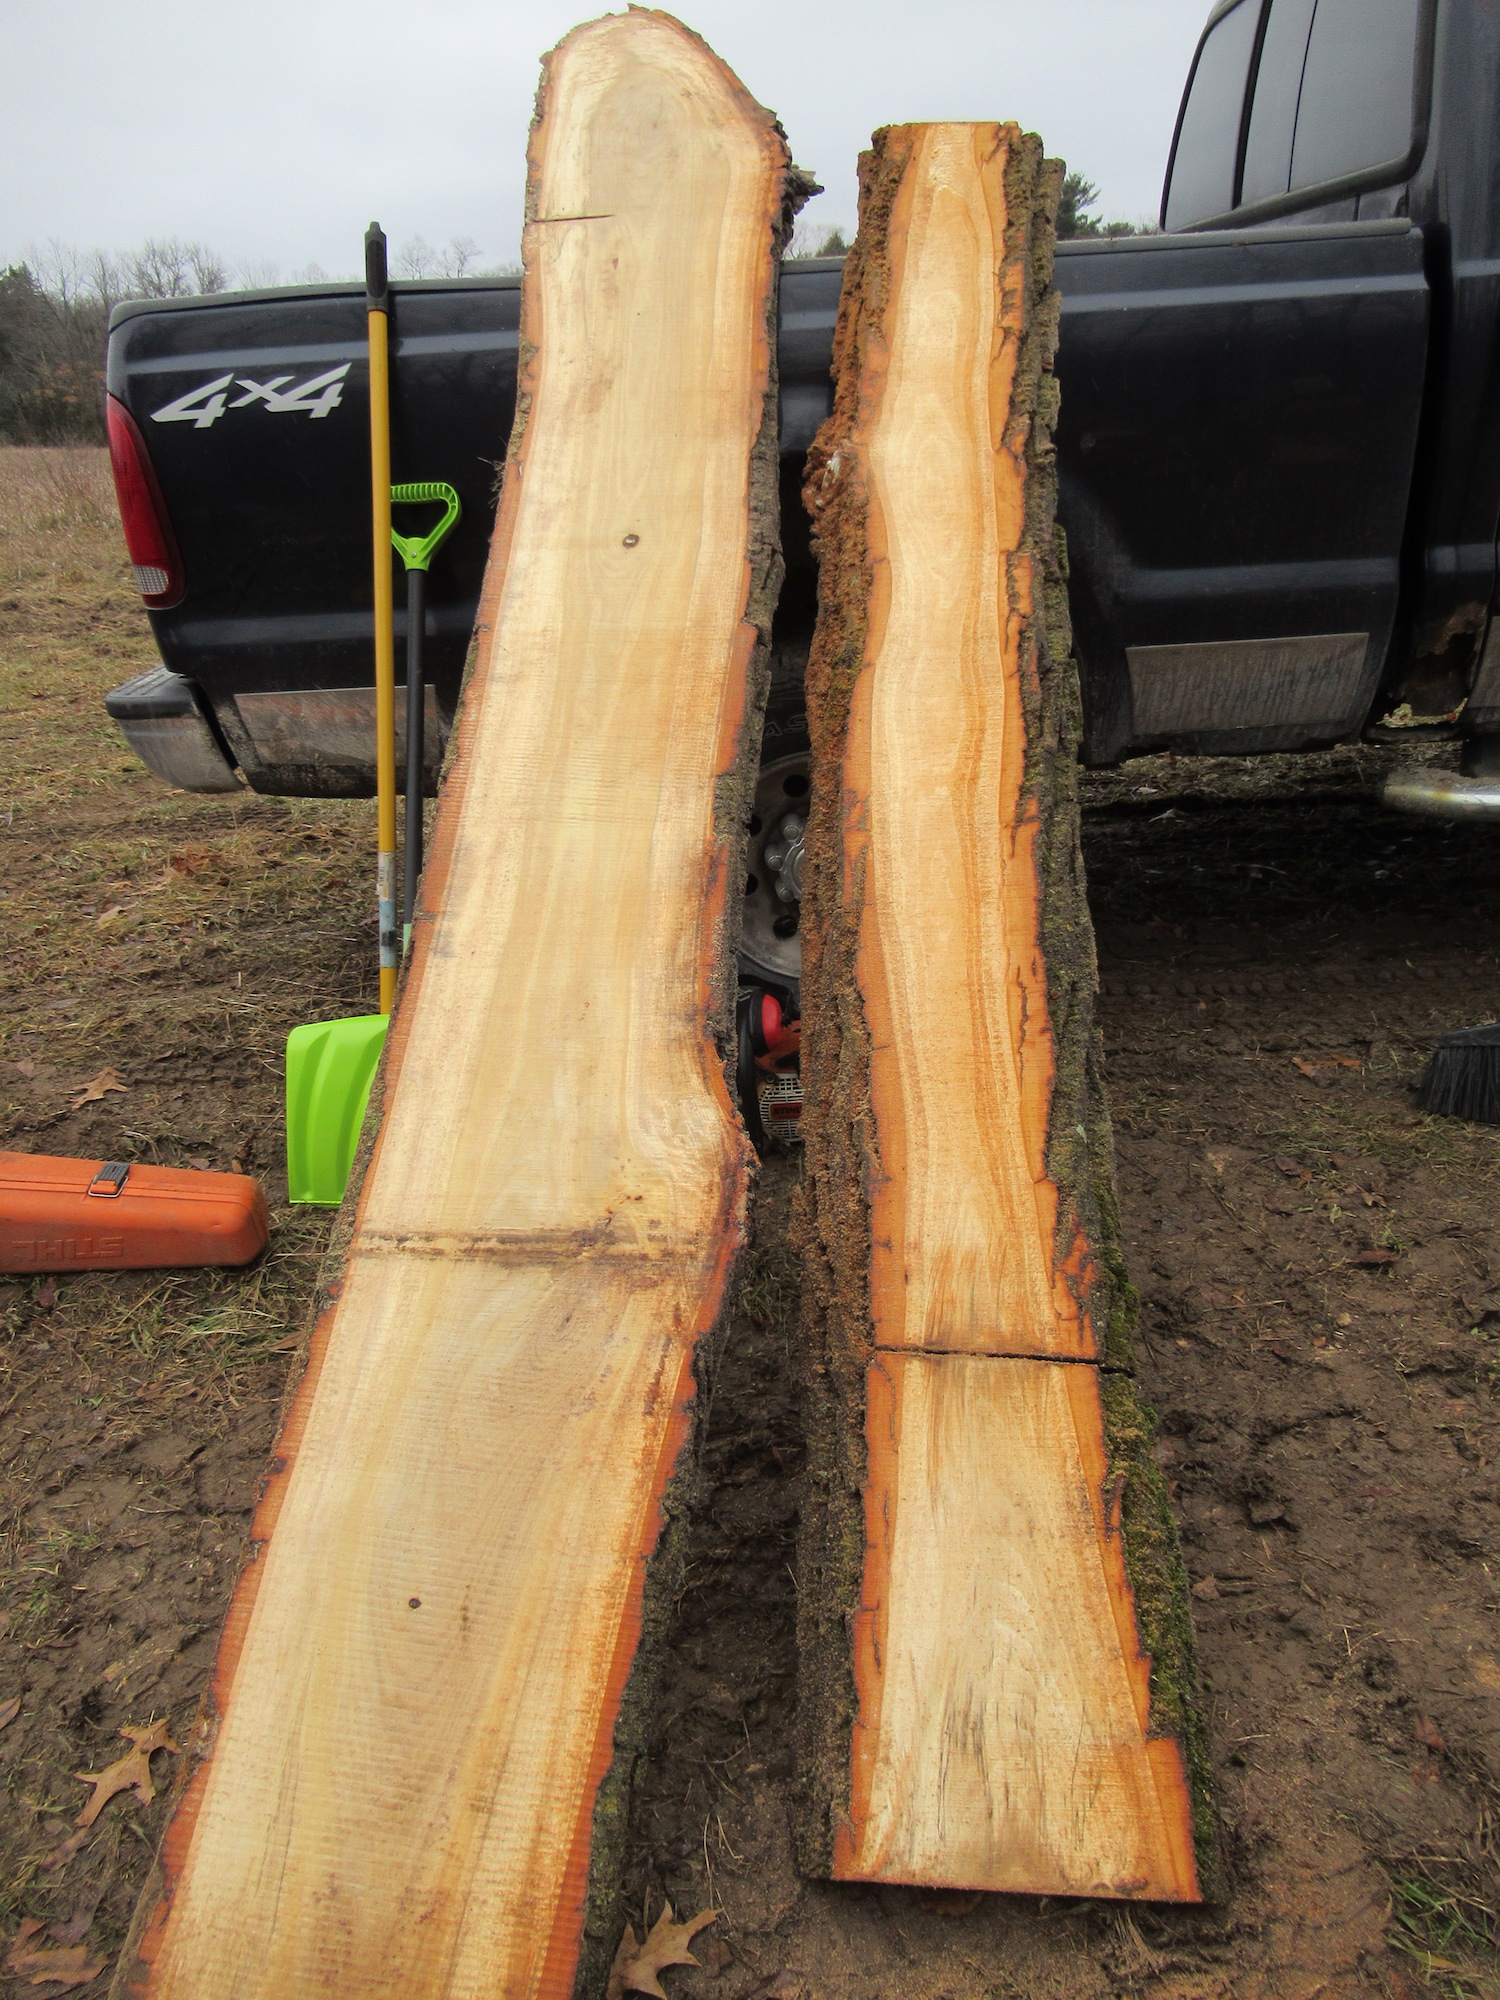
[739,698,809,989]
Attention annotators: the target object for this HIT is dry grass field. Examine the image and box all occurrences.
[1,445,1498,1997]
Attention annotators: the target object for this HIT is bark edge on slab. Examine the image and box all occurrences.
[792,120,1218,1902]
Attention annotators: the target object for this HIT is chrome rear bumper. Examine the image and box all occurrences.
[1382,767,1500,821]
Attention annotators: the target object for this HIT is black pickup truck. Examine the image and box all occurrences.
[103,0,1500,987]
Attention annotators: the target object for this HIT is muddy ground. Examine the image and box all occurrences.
[1,448,1498,1997]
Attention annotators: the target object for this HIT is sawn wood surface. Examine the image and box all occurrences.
[109,15,789,1998]
[798,123,1203,1901]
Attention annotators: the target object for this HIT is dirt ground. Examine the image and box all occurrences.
[2,447,1498,1997]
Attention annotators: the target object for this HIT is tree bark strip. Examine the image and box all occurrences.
[108,18,797,1999]
[794,122,1217,1901]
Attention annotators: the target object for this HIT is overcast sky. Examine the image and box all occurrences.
[4,0,1212,282]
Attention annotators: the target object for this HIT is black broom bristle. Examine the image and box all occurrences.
[1416,1022,1500,1124]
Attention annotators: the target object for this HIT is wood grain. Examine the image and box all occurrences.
[841,1354,1198,1896]
[795,123,1210,1901]
[850,122,1088,1361]
[112,16,790,1999]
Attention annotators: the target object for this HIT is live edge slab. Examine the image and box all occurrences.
[792,122,1218,1902]
[109,15,798,2000]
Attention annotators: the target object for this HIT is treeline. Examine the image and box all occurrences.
[1057,171,1150,239]
[2,192,1139,447]
[0,235,511,446]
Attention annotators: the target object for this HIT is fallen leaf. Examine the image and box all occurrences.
[1349,1249,1398,1267]
[0,1696,19,1730]
[46,1897,101,1949]
[695,1934,733,1974]
[93,905,124,926]
[1268,1343,1296,1364]
[15,1058,36,1080]
[39,1831,89,1874]
[606,1926,639,2000]
[184,1156,211,1171]
[621,1904,717,2000]
[36,1279,57,1312]
[68,1070,127,1111]
[1358,1188,1387,1208]
[918,1889,983,1915]
[1273,1156,1306,1178]
[72,1718,178,1828]
[4,1920,103,1991]
[1412,1713,1445,1753]
[743,1976,804,2000]
[1191,1575,1220,1601]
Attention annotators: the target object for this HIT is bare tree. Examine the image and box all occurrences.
[784,218,851,261]
[396,234,484,280]
[124,238,229,298]
[395,234,438,280]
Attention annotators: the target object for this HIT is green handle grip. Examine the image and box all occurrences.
[390,481,462,572]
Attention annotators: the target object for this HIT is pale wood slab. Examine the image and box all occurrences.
[839,1354,1198,1896]
[795,122,1211,1901]
[113,15,790,1999]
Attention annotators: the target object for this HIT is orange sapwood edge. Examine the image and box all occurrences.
[105,15,795,2000]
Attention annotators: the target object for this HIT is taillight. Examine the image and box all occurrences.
[106,395,185,608]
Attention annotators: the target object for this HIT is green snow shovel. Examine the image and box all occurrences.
[284,242,463,1208]
[283,486,459,1206]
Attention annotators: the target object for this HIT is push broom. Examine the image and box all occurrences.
[1416,1023,1500,1123]
[283,226,459,1204]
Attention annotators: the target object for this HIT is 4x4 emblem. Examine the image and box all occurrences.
[150,363,351,430]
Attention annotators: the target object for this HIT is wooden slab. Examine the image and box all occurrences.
[111,16,793,2000]
[794,122,1214,1901]
[843,1354,1198,1895]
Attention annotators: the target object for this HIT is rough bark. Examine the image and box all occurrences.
[793,122,1217,1901]
[108,18,799,2000]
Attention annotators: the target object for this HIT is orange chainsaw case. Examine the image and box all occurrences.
[0,1153,269,1274]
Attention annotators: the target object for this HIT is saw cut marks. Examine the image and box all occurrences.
[796,123,1209,1901]
[115,17,790,2000]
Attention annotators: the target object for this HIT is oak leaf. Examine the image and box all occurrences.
[68,1070,127,1110]
[1292,1054,1360,1078]
[72,1718,178,1828]
[1412,1713,1445,1753]
[618,1905,717,2000]
[39,1831,89,1874]
[4,1920,103,1990]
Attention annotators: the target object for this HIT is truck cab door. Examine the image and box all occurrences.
[1055,0,1432,763]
